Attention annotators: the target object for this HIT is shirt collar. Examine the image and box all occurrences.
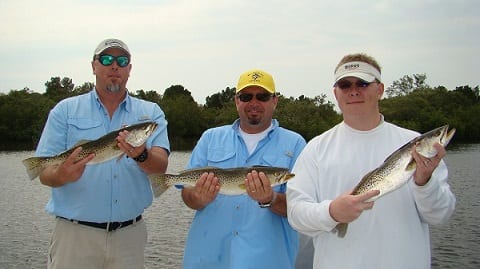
[91,88,130,112]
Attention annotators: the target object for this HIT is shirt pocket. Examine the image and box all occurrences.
[206,148,236,167]
[66,118,103,148]
[261,152,292,169]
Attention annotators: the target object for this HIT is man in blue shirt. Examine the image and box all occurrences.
[181,69,306,269]
[35,38,170,269]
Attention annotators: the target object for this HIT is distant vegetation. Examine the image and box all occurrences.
[1,75,478,151]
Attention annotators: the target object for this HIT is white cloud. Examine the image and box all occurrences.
[1,0,479,105]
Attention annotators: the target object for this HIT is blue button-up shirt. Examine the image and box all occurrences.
[183,119,306,269]
[35,89,170,222]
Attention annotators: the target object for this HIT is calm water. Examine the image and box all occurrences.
[0,146,479,268]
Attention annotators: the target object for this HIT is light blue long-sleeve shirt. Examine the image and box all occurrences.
[183,119,306,269]
[35,89,170,222]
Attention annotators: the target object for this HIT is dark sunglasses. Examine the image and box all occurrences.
[336,79,375,90]
[97,54,130,67]
[237,93,274,102]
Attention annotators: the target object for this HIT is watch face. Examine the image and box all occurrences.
[134,149,148,162]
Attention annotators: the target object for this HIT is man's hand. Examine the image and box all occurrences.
[329,189,380,223]
[412,142,445,186]
[181,172,220,210]
[40,147,95,187]
[245,170,274,204]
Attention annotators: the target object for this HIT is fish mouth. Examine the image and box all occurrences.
[146,123,158,134]
[428,125,455,147]
[442,126,456,146]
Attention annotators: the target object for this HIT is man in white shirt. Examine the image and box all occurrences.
[286,53,456,268]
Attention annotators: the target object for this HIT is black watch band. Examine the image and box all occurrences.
[258,201,272,208]
[258,192,277,208]
[133,148,148,163]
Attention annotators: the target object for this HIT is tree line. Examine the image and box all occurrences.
[0,75,478,151]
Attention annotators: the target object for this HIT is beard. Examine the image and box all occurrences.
[247,116,261,125]
[106,83,121,93]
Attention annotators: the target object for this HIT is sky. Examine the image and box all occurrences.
[1,0,478,106]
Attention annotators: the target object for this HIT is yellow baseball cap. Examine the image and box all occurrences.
[236,69,275,94]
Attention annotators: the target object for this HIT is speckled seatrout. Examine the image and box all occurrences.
[149,166,294,197]
[336,125,456,238]
[22,121,158,180]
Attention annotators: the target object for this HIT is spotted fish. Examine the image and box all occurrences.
[22,121,158,180]
[336,125,456,238]
[149,166,294,197]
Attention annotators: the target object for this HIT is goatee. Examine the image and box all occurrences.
[107,84,121,93]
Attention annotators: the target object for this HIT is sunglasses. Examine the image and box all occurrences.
[97,54,130,67]
[336,80,375,90]
[237,93,274,102]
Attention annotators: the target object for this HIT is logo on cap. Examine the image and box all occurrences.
[344,64,360,70]
[250,72,263,82]
[104,40,121,47]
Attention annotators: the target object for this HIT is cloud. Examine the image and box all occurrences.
[1,0,479,105]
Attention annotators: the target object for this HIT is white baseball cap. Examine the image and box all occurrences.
[93,38,130,59]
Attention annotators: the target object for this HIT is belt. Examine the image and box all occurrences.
[58,215,142,232]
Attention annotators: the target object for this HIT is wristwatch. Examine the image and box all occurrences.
[258,201,272,208]
[133,148,148,163]
[258,192,277,208]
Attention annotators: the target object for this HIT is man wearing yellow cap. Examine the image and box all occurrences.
[181,69,306,269]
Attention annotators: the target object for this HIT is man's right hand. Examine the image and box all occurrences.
[181,172,220,210]
[39,147,95,187]
[329,189,380,224]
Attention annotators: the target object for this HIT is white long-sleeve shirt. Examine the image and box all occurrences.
[287,120,456,269]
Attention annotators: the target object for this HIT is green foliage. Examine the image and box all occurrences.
[0,88,55,149]
[205,87,236,109]
[0,75,479,151]
[380,83,480,142]
[158,85,207,150]
[44,77,76,102]
[386,74,428,98]
[275,94,340,141]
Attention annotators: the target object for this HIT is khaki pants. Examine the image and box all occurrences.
[47,217,147,269]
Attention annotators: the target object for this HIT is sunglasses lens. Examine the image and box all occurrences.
[237,93,273,102]
[256,93,273,102]
[336,80,371,90]
[336,81,352,90]
[116,56,129,67]
[238,93,253,102]
[357,81,370,88]
[98,55,129,67]
[99,55,114,66]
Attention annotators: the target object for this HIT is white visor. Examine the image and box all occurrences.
[334,61,381,84]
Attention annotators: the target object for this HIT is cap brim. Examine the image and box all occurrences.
[237,84,275,94]
[335,73,376,83]
[95,46,130,56]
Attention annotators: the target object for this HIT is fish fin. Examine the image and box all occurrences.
[335,223,348,238]
[73,140,92,147]
[178,166,219,174]
[406,158,417,171]
[21,157,43,180]
[148,174,170,197]
[238,183,246,190]
[116,152,125,161]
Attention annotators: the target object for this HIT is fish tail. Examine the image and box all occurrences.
[148,174,170,197]
[335,223,348,238]
[21,157,43,180]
